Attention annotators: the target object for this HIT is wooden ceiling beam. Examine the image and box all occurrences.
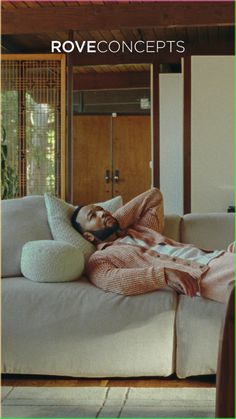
[2,2,234,34]
[73,71,150,91]
[72,51,181,67]
[71,40,234,67]
[1,37,22,53]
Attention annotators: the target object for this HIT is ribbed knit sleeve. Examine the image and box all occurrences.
[86,252,166,296]
[113,188,164,233]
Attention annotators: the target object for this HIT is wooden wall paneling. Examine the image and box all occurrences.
[112,115,151,204]
[60,54,66,200]
[65,31,74,203]
[1,54,65,61]
[73,71,150,91]
[72,51,181,67]
[73,115,112,205]
[183,56,191,214]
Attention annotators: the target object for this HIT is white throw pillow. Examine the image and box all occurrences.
[44,194,123,260]
[21,240,84,283]
[96,196,123,213]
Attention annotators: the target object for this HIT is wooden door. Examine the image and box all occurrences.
[73,115,112,205]
[113,115,151,203]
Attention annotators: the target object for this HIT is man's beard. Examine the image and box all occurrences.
[91,221,119,241]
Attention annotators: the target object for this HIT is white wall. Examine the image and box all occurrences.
[191,56,234,213]
[160,74,183,215]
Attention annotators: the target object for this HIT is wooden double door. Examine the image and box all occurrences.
[73,115,151,205]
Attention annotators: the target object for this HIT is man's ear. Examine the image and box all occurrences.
[83,232,97,244]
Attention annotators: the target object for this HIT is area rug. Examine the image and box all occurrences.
[1,386,216,418]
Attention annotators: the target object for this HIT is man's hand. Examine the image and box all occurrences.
[165,268,199,297]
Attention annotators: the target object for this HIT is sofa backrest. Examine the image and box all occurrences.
[1,196,52,277]
[163,215,181,241]
[2,195,234,278]
[181,213,234,250]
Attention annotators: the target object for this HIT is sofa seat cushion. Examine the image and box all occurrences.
[2,196,52,278]
[176,295,226,378]
[181,213,234,250]
[21,240,84,282]
[2,277,177,377]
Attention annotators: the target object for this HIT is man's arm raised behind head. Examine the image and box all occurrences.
[113,188,164,233]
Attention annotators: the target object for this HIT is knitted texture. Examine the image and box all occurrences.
[86,188,167,295]
[87,248,166,295]
[86,188,212,296]
[21,240,84,282]
[44,194,123,261]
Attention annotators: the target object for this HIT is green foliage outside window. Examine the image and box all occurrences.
[1,90,57,198]
[25,92,56,195]
[1,125,18,199]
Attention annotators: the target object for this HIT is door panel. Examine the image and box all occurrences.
[113,115,151,203]
[73,115,112,205]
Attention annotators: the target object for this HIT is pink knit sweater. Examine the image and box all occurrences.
[86,188,209,295]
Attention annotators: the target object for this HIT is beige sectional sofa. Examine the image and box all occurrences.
[1,196,234,378]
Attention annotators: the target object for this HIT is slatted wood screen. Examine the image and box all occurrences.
[1,54,66,199]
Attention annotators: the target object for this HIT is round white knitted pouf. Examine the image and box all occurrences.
[21,240,84,282]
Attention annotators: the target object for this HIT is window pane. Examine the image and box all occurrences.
[73,89,151,115]
[1,62,19,199]
[25,96,56,195]
[1,59,63,198]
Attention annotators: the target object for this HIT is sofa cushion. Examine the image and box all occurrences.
[176,295,226,378]
[2,277,177,377]
[163,215,181,241]
[21,240,84,282]
[96,195,123,214]
[181,213,234,250]
[44,194,123,261]
[1,196,52,278]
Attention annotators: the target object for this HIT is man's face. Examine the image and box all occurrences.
[76,205,118,233]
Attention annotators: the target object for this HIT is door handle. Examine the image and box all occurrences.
[105,169,111,183]
[113,170,120,183]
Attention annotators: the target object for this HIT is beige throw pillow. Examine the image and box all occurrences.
[44,194,123,260]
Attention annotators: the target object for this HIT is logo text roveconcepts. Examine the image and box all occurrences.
[51,40,185,54]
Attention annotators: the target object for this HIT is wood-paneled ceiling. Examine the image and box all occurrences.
[1,1,234,73]
[2,25,234,52]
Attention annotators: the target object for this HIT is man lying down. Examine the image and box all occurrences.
[71,188,234,303]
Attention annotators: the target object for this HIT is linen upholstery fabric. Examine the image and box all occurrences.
[1,196,52,278]
[44,193,95,261]
[181,213,234,250]
[2,277,177,377]
[163,215,181,241]
[2,192,234,378]
[44,194,123,261]
[96,195,123,213]
[176,295,226,378]
[21,240,84,282]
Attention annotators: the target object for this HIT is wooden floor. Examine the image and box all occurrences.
[2,374,216,388]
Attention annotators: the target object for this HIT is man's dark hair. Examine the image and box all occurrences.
[71,205,84,234]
